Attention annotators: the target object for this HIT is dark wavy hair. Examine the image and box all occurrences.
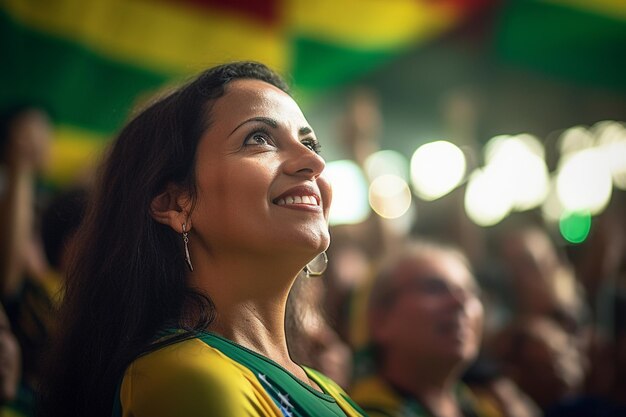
[40,62,289,417]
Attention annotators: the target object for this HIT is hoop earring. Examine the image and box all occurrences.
[303,251,328,277]
[182,222,193,272]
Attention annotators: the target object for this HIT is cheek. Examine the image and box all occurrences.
[391,299,431,332]
[194,171,228,221]
[466,298,484,338]
[317,174,333,219]
[196,160,270,209]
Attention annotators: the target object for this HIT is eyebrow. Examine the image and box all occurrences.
[229,116,313,137]
[299,126,313,136]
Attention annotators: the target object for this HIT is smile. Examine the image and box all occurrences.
[274,195,320,206]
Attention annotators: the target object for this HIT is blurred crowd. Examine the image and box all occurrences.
[1,95,625,417]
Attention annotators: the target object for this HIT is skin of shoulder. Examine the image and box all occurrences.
[119,337,282,417]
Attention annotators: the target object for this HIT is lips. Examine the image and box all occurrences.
[272,185,321,207]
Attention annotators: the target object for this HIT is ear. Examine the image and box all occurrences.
[150,183,193,234]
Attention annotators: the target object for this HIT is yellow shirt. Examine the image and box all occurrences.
[115,332,365,417]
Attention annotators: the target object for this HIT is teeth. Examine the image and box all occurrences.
[275,195,319,206]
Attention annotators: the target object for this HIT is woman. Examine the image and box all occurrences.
[41,62,364,417]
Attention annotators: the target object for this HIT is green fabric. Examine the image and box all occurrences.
[196,331,361,417]
[291,36,401,92]
[495,0,626,91]
[0,9,171,136]
[0,383,36,417]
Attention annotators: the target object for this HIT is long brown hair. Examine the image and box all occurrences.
[40,62,289,417]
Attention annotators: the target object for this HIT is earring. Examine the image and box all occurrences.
[303,251,328,277]
[182,222,193,272]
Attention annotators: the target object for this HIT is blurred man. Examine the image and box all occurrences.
[350,241,537,417]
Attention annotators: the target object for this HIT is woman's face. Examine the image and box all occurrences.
[189,79,331,262]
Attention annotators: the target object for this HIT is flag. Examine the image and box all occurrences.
[1,0,487,184]
[495,0,626,92]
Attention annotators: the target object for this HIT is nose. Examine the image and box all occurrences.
[282,141,326,179]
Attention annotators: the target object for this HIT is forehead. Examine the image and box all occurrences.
[209,79,307,127]
[392,252,474,289]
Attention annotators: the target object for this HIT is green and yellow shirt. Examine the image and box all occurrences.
[112,331,365,417]
[350,374,502,417]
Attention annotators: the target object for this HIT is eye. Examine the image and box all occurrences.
[243,131,274,148]
[301,138,322,154]
[416,277,449,296]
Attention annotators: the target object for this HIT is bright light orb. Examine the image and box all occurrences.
[542,176,565,223]
[483,135,549,211]
[556,149,612,215]
[369,174,412,219]
[592,120,624,146]
[464,168,513,227]
[484,135,513,165]
[517,133,545,159]
[558,126,594,156]
[606,140,626,190]
[594,122,626,190]
[410,140,466,201]
[487,135,549,211]
[364,150,409,182]
[325,160,370,225]
[511,152,549,210]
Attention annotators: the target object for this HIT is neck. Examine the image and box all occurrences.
[209,293,291,362]
[188,250,303,366]
[381,351,465,417]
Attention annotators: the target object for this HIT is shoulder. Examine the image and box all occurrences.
[349,374,404,417]
[118,337,280,417]
[304,367,368,417]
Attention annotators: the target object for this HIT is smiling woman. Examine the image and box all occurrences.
[40,62,363,417]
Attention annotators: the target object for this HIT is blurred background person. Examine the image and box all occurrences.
[350,241,538,417]
[0,305,22,417]
[491,316,586,413]
[0,105,54,417]
[484,220,594,414]
[0,105,52,297]
[495,223,588,332]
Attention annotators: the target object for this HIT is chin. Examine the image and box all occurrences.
[275,227,330,256]
[318,230,331,251]
[301,224,331,251]
[304,235,330,258]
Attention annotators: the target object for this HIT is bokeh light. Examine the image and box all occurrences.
[369,174,412,219]
[325,160,370,225]
[464,168,512,226]
[541,177,565,223]
[410,140,466,201]
[558,126,594,156]
[364,150,409,182]
[556,149,612,215]
[517,133,545,159]
[485,135,549,211]
[594,121,626,190]
[559,211,592,244]
[484,134,513,164]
